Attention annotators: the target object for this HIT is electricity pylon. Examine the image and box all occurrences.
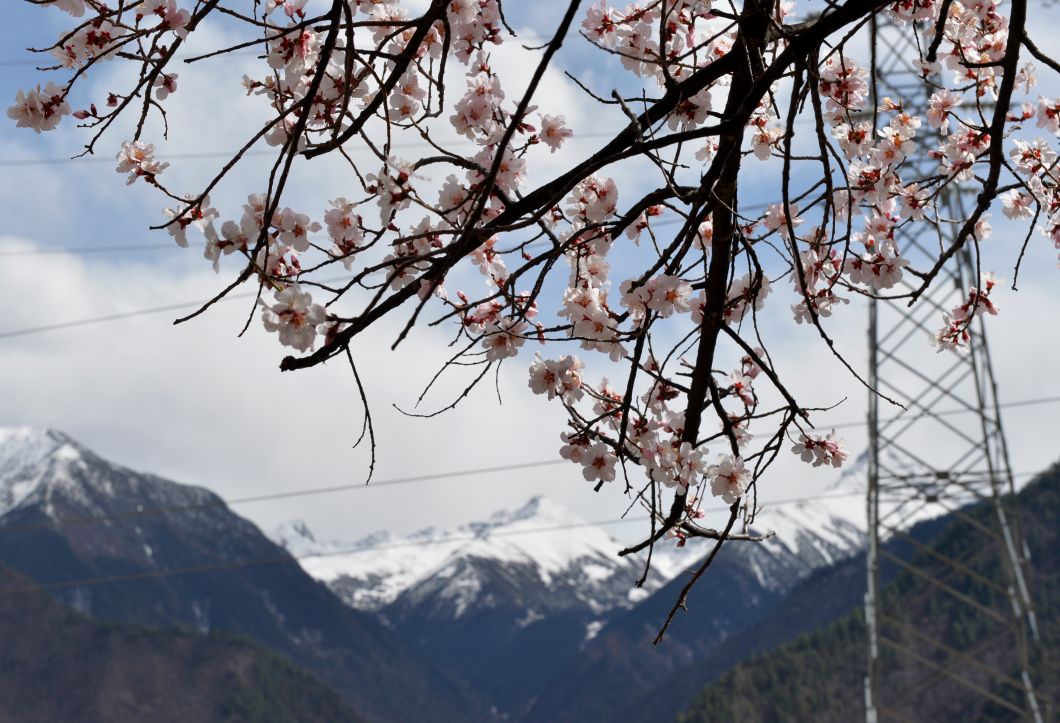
[862,17,1045,723]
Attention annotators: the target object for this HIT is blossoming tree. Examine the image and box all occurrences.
[11,0,1060,636]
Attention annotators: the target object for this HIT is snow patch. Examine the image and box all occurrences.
[584,620,605,641]
[516,608,545,628]
[271,495,641,612]
[0,427,84,516]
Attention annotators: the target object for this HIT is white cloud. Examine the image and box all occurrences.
[0,235,658,540]
[3,3,1060,552]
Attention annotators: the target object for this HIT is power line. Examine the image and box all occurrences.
[2,210,780,258]
[0,298,245,339]
[3,290,1058,428]
[0,491,858,595]
[827,395,1060,432]
[0,458,570,537]
[1,218,671,258]
[0,214,764,338]
[0,467,1050,596]
[0,395,1050,537]
[0,273,351,339]
[0,463,1049,597]
[2,254,1058,437]
[0,131,626,168]
[0,243,175,257]
[1,447,1049,543]
[5,256,1060,426]
[0,516,652,595]
[0,215,693,258]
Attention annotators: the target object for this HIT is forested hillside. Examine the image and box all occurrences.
[0,563,363,723]
[679,466,1060,722]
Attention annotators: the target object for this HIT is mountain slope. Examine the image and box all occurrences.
[0,561,362,723]
[275,489,865,720]
[678,464,1060,722]
[0,427,486,723]
[272,496,683,614]
[620,510,958,722]
[274,496,679,716]
[520,493,867,722]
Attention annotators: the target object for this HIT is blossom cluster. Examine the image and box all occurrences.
[933,274,1002,352]
[11,0,1059,551]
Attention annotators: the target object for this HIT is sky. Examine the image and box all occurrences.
[2,1,1060,546]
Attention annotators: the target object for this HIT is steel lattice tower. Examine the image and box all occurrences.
[862,16,1046,723]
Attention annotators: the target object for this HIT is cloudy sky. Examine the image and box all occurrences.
[3,1,1060,546]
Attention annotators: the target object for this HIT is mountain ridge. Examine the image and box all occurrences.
[677,464,1060,722]
[0,426,490,723]
[273,484,869,719]
[0,426,880,721]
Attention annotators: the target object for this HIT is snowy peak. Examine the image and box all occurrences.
[0,427,81,475]
[484,495,570,527]
[751,495,865,552]
[0,426,225,533]
[743,495,866,580]
[463,495,587,539]
[271,495,631,613]
[270,519,318,552]
[274,489,873,618]
[0,427,87,516]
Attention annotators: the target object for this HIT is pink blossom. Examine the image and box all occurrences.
[559,431,591,464]
[791,431,848,468]
[620,275,693,325]
[724,274,771,323]
[115,140,169,185]
[581,442,617,483]
[833,122,873,159]
[933,274,1002,352]
[7,83,70,133]
[762,202,802,239]
[1002,190,1034,220]
[152,73,179,100]
[539,114,573,152]
[276,208,321,252]
[261,285,326,352]
[707,455,748,504]
[750,126,783,160]
[482,317,527,362]
[528,353,584,402]
[163,195,218,248]
[203,218,254,271]
[926,89,960,133]
[1036,96,1060,134]
[52,0,86,16]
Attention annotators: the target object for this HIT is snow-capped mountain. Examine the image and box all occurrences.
[0,426,875,721]
[0,427,489,723]
[742,492,867,587]
[273,490,868,719]
[272,496,690,616]
[519,494,868,723]
[0,427,117,518]
[273,490,868,619]
[273,496,689,716]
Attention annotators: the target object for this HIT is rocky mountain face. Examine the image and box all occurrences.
[0,427,486,723]
[517,494,868,722]
[271,495,678,615]
[273,482,867,718]
[272,496,677,715]
[0,426,883,722]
